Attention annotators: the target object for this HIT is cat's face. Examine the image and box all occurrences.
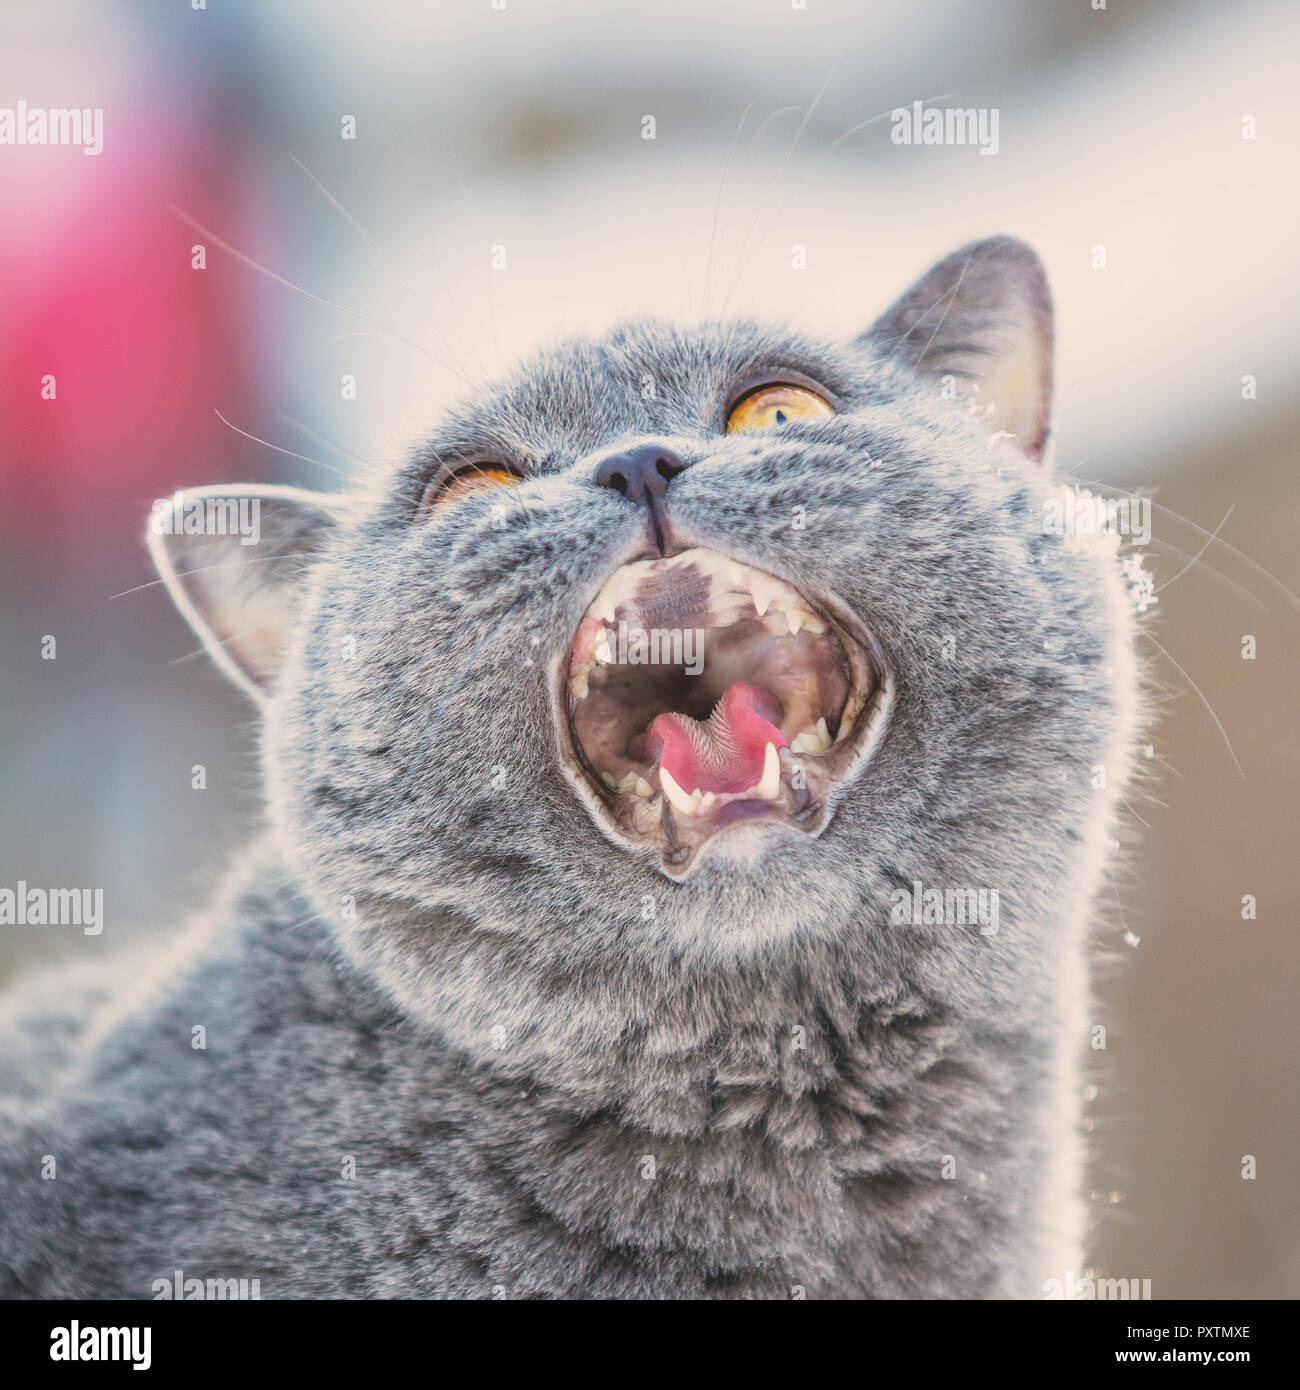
[153,238,1138,982]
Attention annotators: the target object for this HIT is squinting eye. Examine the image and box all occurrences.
[427,464,522,512]
[726,382,834,435]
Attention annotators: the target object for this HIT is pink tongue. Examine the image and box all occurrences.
[646,683,788,796]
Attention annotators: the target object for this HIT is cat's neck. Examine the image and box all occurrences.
[230,848,1072,1296]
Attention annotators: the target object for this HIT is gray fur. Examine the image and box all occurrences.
[0,238,1141,1298]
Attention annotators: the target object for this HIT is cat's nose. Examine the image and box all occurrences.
[592,442,691,506]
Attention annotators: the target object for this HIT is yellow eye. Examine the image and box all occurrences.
[725,383,833,435]
[428,464,522,512]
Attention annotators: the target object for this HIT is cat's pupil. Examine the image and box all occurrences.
[775,408,787,424]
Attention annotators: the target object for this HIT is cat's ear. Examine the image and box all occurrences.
[859,236,1053,460]
[146,483,350,701]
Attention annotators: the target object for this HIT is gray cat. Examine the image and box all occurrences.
[0,237,1143,1299]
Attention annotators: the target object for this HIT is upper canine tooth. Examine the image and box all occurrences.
[658,765,699,817]
[595,591,617,624]
[756,741,781,799]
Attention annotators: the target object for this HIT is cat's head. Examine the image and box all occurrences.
[150,237,1138,1016]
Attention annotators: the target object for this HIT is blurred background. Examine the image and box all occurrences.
[1,0,1296,1297]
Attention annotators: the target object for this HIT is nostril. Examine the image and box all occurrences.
[593,442,688,501]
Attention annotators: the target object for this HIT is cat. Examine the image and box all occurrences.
[0,236,1143,1298]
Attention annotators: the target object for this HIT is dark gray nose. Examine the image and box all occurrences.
[592,442,690,506]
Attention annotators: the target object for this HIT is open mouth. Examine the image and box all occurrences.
[553,547,891,877]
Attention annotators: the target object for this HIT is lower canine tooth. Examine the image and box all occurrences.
[569,670,589,699]
[659,766,699,817]
[756,741,781,799]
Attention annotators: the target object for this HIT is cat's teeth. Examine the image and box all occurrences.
[791,718,834,755]
[746,572,785,618]
[658,766,699,817]
[761,610,792,637]
[778,603,825,637]
[595,592,617,624]
[603,770,656,799]
[569,670,590,700]
[593,631,614,664]
[755,742,781,799]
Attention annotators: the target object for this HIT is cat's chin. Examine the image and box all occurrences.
[552,546,892,880]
